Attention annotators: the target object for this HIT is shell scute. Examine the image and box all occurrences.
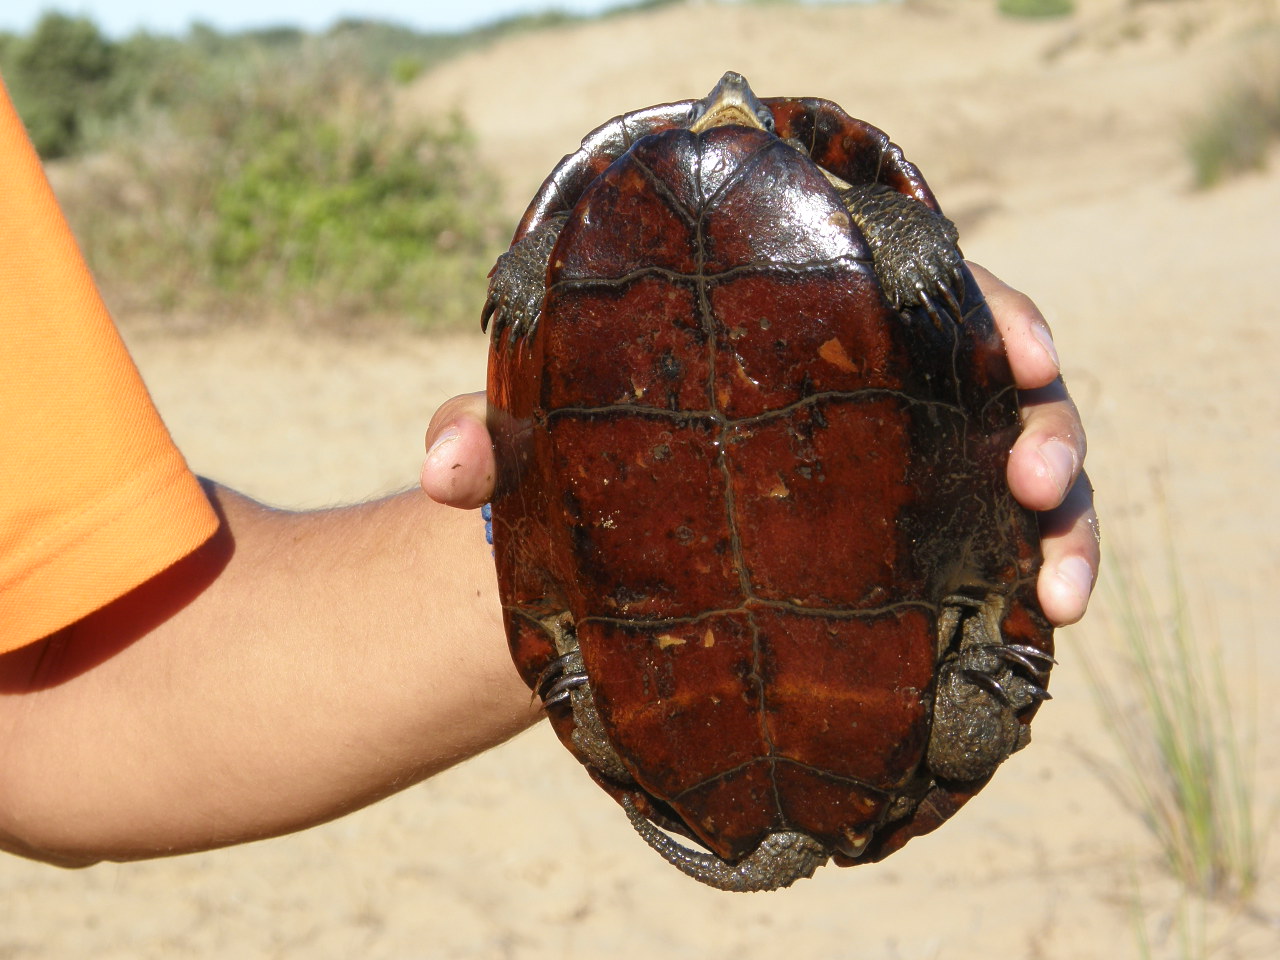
[544,414,739,620]
[542,278,708,411]
[550,154,700,281]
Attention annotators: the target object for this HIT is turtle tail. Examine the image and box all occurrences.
[620,794,828,892]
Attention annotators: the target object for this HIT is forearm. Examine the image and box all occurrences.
[0,483,540,865]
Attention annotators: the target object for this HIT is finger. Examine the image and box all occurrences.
[1007,379,1087,513]
[969,261,1061,391]
[970,261,1088,512]
[420,391,495,509]
[1035,471,1100,626]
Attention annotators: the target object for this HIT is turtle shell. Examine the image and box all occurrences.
[484,74,1053,890]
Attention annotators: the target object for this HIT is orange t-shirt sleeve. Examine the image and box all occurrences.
[0,80,220,652]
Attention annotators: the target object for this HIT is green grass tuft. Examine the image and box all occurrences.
[1185,65,1280,189]
[997,0,1075,19]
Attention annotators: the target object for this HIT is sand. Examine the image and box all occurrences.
[2,1,1278,956]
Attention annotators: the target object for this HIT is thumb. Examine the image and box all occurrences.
[420,391,495,509]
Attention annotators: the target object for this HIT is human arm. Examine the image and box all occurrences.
[421,263,1099,626]
[0,73,537,868]
[0,482,540,867]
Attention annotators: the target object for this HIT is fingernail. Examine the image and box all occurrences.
[425,425,461,466]
[1031,322,1060,372]
[1039,439,1076,498]
[1055,555,1095,607]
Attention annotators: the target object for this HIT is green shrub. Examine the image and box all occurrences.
[997,0,1075,18]
[3,13,116,157]
[0,15,212,158]
[61,44,500,328]
[101,32,204,117]
[1185,68,1280,188]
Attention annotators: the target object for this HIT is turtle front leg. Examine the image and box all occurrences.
[840,182,965,326]
[482,211,570,343]
[927,602,1053,783]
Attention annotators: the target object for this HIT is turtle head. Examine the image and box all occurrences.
[689,71,775,134]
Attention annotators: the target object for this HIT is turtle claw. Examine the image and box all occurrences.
[962,668,1010,705]
[998,645,1051,677]
[1004,643,1057,669]
[542,672,589,707]
[483,285,542,345]
[918,289,947,331]
[534,650,576,695]
[918,280,965,331]
[997,644,1055,704]
[962,652,1052,710]
[534,650,590,708]
[1025,683,1053,703]
[980,643,1054,706]
[940,277,964,323]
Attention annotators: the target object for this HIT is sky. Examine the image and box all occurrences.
[0,1,651,37]
[1,1,873,38]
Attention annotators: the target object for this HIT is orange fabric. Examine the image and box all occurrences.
[0,79,219,652]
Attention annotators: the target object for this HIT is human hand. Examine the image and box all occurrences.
[968,263,1097,626]
[422,265,1097,626]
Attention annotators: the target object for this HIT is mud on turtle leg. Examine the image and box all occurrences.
[927,599,1054,783]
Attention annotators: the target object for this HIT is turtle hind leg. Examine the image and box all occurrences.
[927,602,1053,783]
[841,182,965,325]
[534,617,633,784]
[620,794,828,892]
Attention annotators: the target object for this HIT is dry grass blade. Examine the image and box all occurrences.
[1082,532,1264,905]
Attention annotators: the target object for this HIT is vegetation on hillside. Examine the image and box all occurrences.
[997,0,1075,18]
[1184,40,1280,189]
[58,51,499,326]
[0,3,683,328]
[2,2,1273,324]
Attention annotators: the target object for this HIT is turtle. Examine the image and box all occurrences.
[482,72,1054,892]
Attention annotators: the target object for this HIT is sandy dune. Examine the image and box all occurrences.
[2,1,1277,957]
